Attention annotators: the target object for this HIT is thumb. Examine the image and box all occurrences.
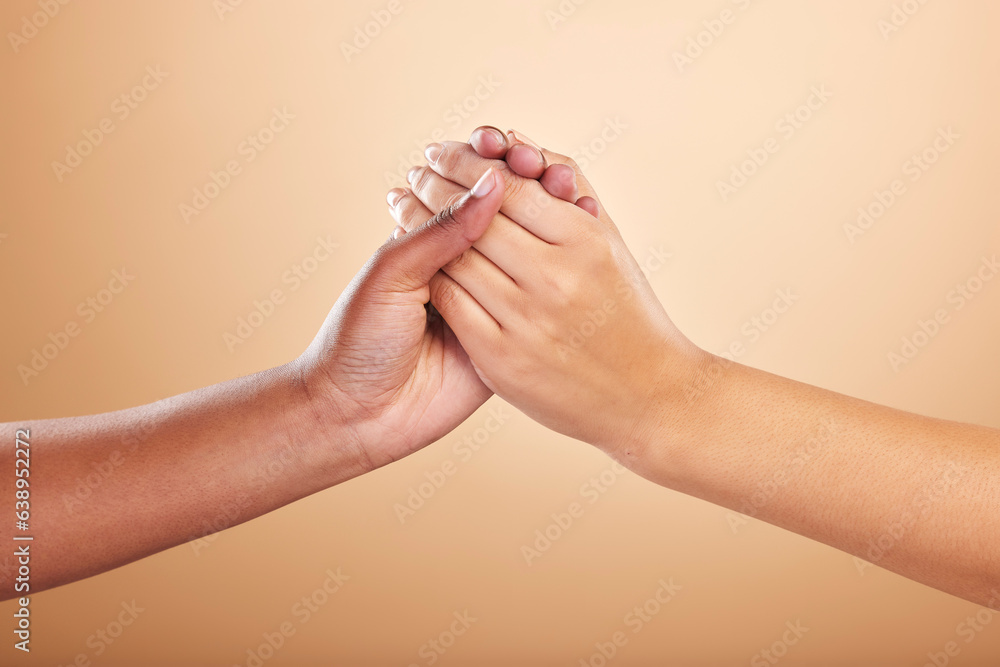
[382,168,503,292]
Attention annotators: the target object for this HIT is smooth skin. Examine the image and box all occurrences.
[0,169,506,599]
[386,127,1000,608]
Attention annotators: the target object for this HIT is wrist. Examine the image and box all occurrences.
[281,355,376,484]
[606,342,721,475]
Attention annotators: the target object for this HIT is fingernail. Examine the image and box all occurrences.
[392,225,406,239]
[386,190,404,207]
[480,127,506,147]
[406,167,420,184]
[508,129,541,150]
[424,143,443,164]
[471,168,497,199]
[510,142,545,168]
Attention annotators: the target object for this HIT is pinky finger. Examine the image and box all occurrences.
[575,196,600,218]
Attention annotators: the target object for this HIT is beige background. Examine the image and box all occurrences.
[2,0,1000,664]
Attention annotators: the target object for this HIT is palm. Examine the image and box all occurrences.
[314,269,490,468]
[374,308,490,463]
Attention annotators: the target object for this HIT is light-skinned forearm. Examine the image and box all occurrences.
[631,352,1000,607]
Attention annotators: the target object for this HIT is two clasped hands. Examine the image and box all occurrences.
[3,127,997,611]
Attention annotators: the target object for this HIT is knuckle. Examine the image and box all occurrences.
[494,159,517,181]
[582,232,617,272]
[501,173,529,203]
[437,144,460,173]
[541,266,574,299]
[443,248,474,274]
[396,194,423,230]
[534,310,564,343]
[411,166,434,196]
[431,278,461,312]
[442,190,466,212]
[561,272,585,301]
